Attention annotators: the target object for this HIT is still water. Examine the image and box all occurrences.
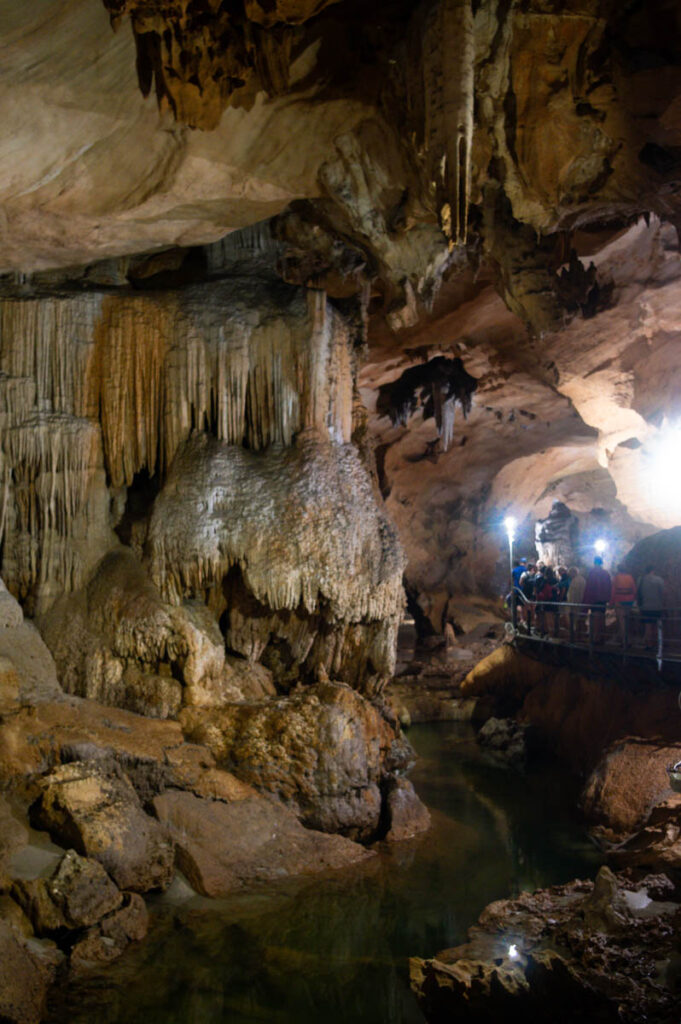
[50,722,603,1024]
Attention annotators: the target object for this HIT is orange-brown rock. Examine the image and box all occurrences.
[30,762,175,893]
[12,850,122,935]
[0,918,56,1024]
[179,681,415,840]
[152,789,372,898]
[582,740,681,839]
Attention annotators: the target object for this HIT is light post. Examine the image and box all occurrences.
[504,516,517,628]
[504,516,517,574]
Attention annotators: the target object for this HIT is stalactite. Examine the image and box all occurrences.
[423,0,474,244]
[376,355,477,451]
[0,281,357,605]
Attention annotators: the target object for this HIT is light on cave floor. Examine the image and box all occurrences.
[507,943,519,960]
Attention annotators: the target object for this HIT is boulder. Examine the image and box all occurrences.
[0,580,23,631]
[0,919,55,1024]
[611,796,681,874]
[12,850,122,935]
[0,795,30,890]
[382,776,431,842]
[477,717,527,767]
[152,788,373,897]
[31,761,175,893]
[581,739,681,840]
[69,893,148,975]
[179,681,413,840]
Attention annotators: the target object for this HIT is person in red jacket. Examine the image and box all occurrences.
[582,556,611,643]
[610,563,636,643]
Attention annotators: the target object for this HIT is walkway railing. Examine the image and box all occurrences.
[508,593,681,670]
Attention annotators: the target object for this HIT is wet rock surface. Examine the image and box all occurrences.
[30,761,175,893]
[382,776,431,842]
[12,850,122,935]
[476,717,527,768]
[152,789,373,897]
[0,918,56,1024]
[410,866,681,1024]
[583,739,681,840]
[179,681,417,840]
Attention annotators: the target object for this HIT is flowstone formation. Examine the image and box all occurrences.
[534,500,579,568]
[0,264,404,699]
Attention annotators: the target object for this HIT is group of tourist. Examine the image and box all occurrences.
[510,557,666,648]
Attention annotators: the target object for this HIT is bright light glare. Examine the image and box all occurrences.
[504,515,516,541]
[594,538,607,555]
[648,422,681,518]
[508,944,519,959]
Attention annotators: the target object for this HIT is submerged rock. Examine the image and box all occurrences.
[476,717,527,767]
[69,893,149,975]
[152,789,373,898]
[382,776,431,842]
[30,761,175,893]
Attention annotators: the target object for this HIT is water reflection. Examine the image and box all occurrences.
[49,722,602,1024]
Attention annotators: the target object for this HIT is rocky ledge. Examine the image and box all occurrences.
[410,865,681,1024]
[0,586,430,1023]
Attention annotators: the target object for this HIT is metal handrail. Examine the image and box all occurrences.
[507,590,681,669]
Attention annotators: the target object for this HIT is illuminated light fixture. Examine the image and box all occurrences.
[645,420,681,521]
[504,516,516,576]
[594,538,607,556]
[508,943,519,960]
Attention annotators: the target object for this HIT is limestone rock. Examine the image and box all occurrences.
[477,717,526,768]
[611,796,681,874]
[31,761,174,893]
[0,580,23,630]
[582,739,681,840]
[410,869,680,1024]
[0,919,55,1024]
[0,795,30,890]
[0,895,34,941]
[0,621,63,705]
[179,681,412,840]
[382,776,431,842]
[12,850,122,935]
[39,550,231,718]
[152,789,372,898]
[69,892,148,975]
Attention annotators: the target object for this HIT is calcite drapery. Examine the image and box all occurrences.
[0,267,403,692]
[103,0,341,129]
[0,280,357,610]
[148,431,405,689]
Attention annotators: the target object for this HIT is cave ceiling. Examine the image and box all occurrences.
[1,0,681,625]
